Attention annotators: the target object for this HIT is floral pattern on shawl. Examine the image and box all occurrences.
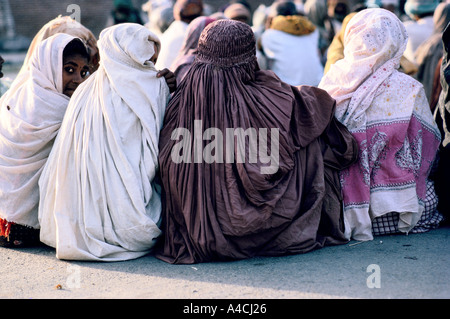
[319,9,441,241]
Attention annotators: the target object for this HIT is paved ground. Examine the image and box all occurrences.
[1,50,450,303]
[1,225,449,300]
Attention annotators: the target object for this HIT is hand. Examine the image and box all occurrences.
[157,68,177,93]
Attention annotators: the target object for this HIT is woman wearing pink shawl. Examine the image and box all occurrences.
[319,8,442,241]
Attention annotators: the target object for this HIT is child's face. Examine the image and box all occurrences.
[62,54,89,97]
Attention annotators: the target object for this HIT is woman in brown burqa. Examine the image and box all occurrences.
[155,19,358,264]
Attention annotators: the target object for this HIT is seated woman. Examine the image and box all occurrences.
[324,10,418,76]
[319,8,442,241]
[155,19,358,264]
[0,34,90,248]
[38,23,171,261]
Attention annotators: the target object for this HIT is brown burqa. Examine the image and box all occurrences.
[155,19,358,264]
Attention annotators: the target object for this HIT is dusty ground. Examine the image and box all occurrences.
[1,226,449,300]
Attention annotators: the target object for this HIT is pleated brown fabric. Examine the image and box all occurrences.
[155,19,358,264]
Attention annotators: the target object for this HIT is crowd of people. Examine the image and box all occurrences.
[0,0,448,264]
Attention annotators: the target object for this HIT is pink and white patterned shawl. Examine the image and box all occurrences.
[319,8,441,241]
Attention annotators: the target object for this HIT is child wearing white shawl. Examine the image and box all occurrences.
[0,33,85,248]
[38,23,170,261]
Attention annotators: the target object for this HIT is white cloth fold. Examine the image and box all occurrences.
[38,23,170,261]
[0,33,75,228]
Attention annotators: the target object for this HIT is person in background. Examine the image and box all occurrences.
[219,0,252,14]
[256,1,302,72]
[265,0,299,30]
[402,0,440,64]
[327,0,350,34]
[433,22,450,225]
[156,0,204,70]
[260,3,324,86]
[154,19,358,264]
[414,1,450,107]
[224,2,252,24]
[38,24,171,261]
[319,8,442,241]
[170,16,217,83]
[304,0,337,65]
[366,0,400,16]
[0,34,90,248]
[110,0,144,25]
[0,55,12,97]
[142,0,174,37]
[251,4,270,70]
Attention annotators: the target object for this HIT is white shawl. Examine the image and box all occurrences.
[0,33,74,228]
[38,23,170,261]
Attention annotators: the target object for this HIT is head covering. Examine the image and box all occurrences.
[170,16,216,82]
[155,19,358,264]
[404,0,439,17]
[38,23,170,261]
[0,33,76,229]
[196,19,256,67]
[324,11,357,74]
[19,16,98,76]
[173,0,203,22]
[319,9,441,240]
[269,14,316,36]
[320,8,408,129]
[224,2,252,22]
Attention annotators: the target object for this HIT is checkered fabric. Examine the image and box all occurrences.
[372,179,444,235]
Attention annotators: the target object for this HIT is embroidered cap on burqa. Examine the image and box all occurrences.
[196,19,256,67]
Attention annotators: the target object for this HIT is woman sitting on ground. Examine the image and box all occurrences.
[319,8,442,241]
[155,19,358,264]
[0,34,90,248]
[38,23,172,261]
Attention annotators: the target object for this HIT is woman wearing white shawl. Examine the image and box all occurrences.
[319,9,442,241]
[38,23,170,261]
[0,33,88,248]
